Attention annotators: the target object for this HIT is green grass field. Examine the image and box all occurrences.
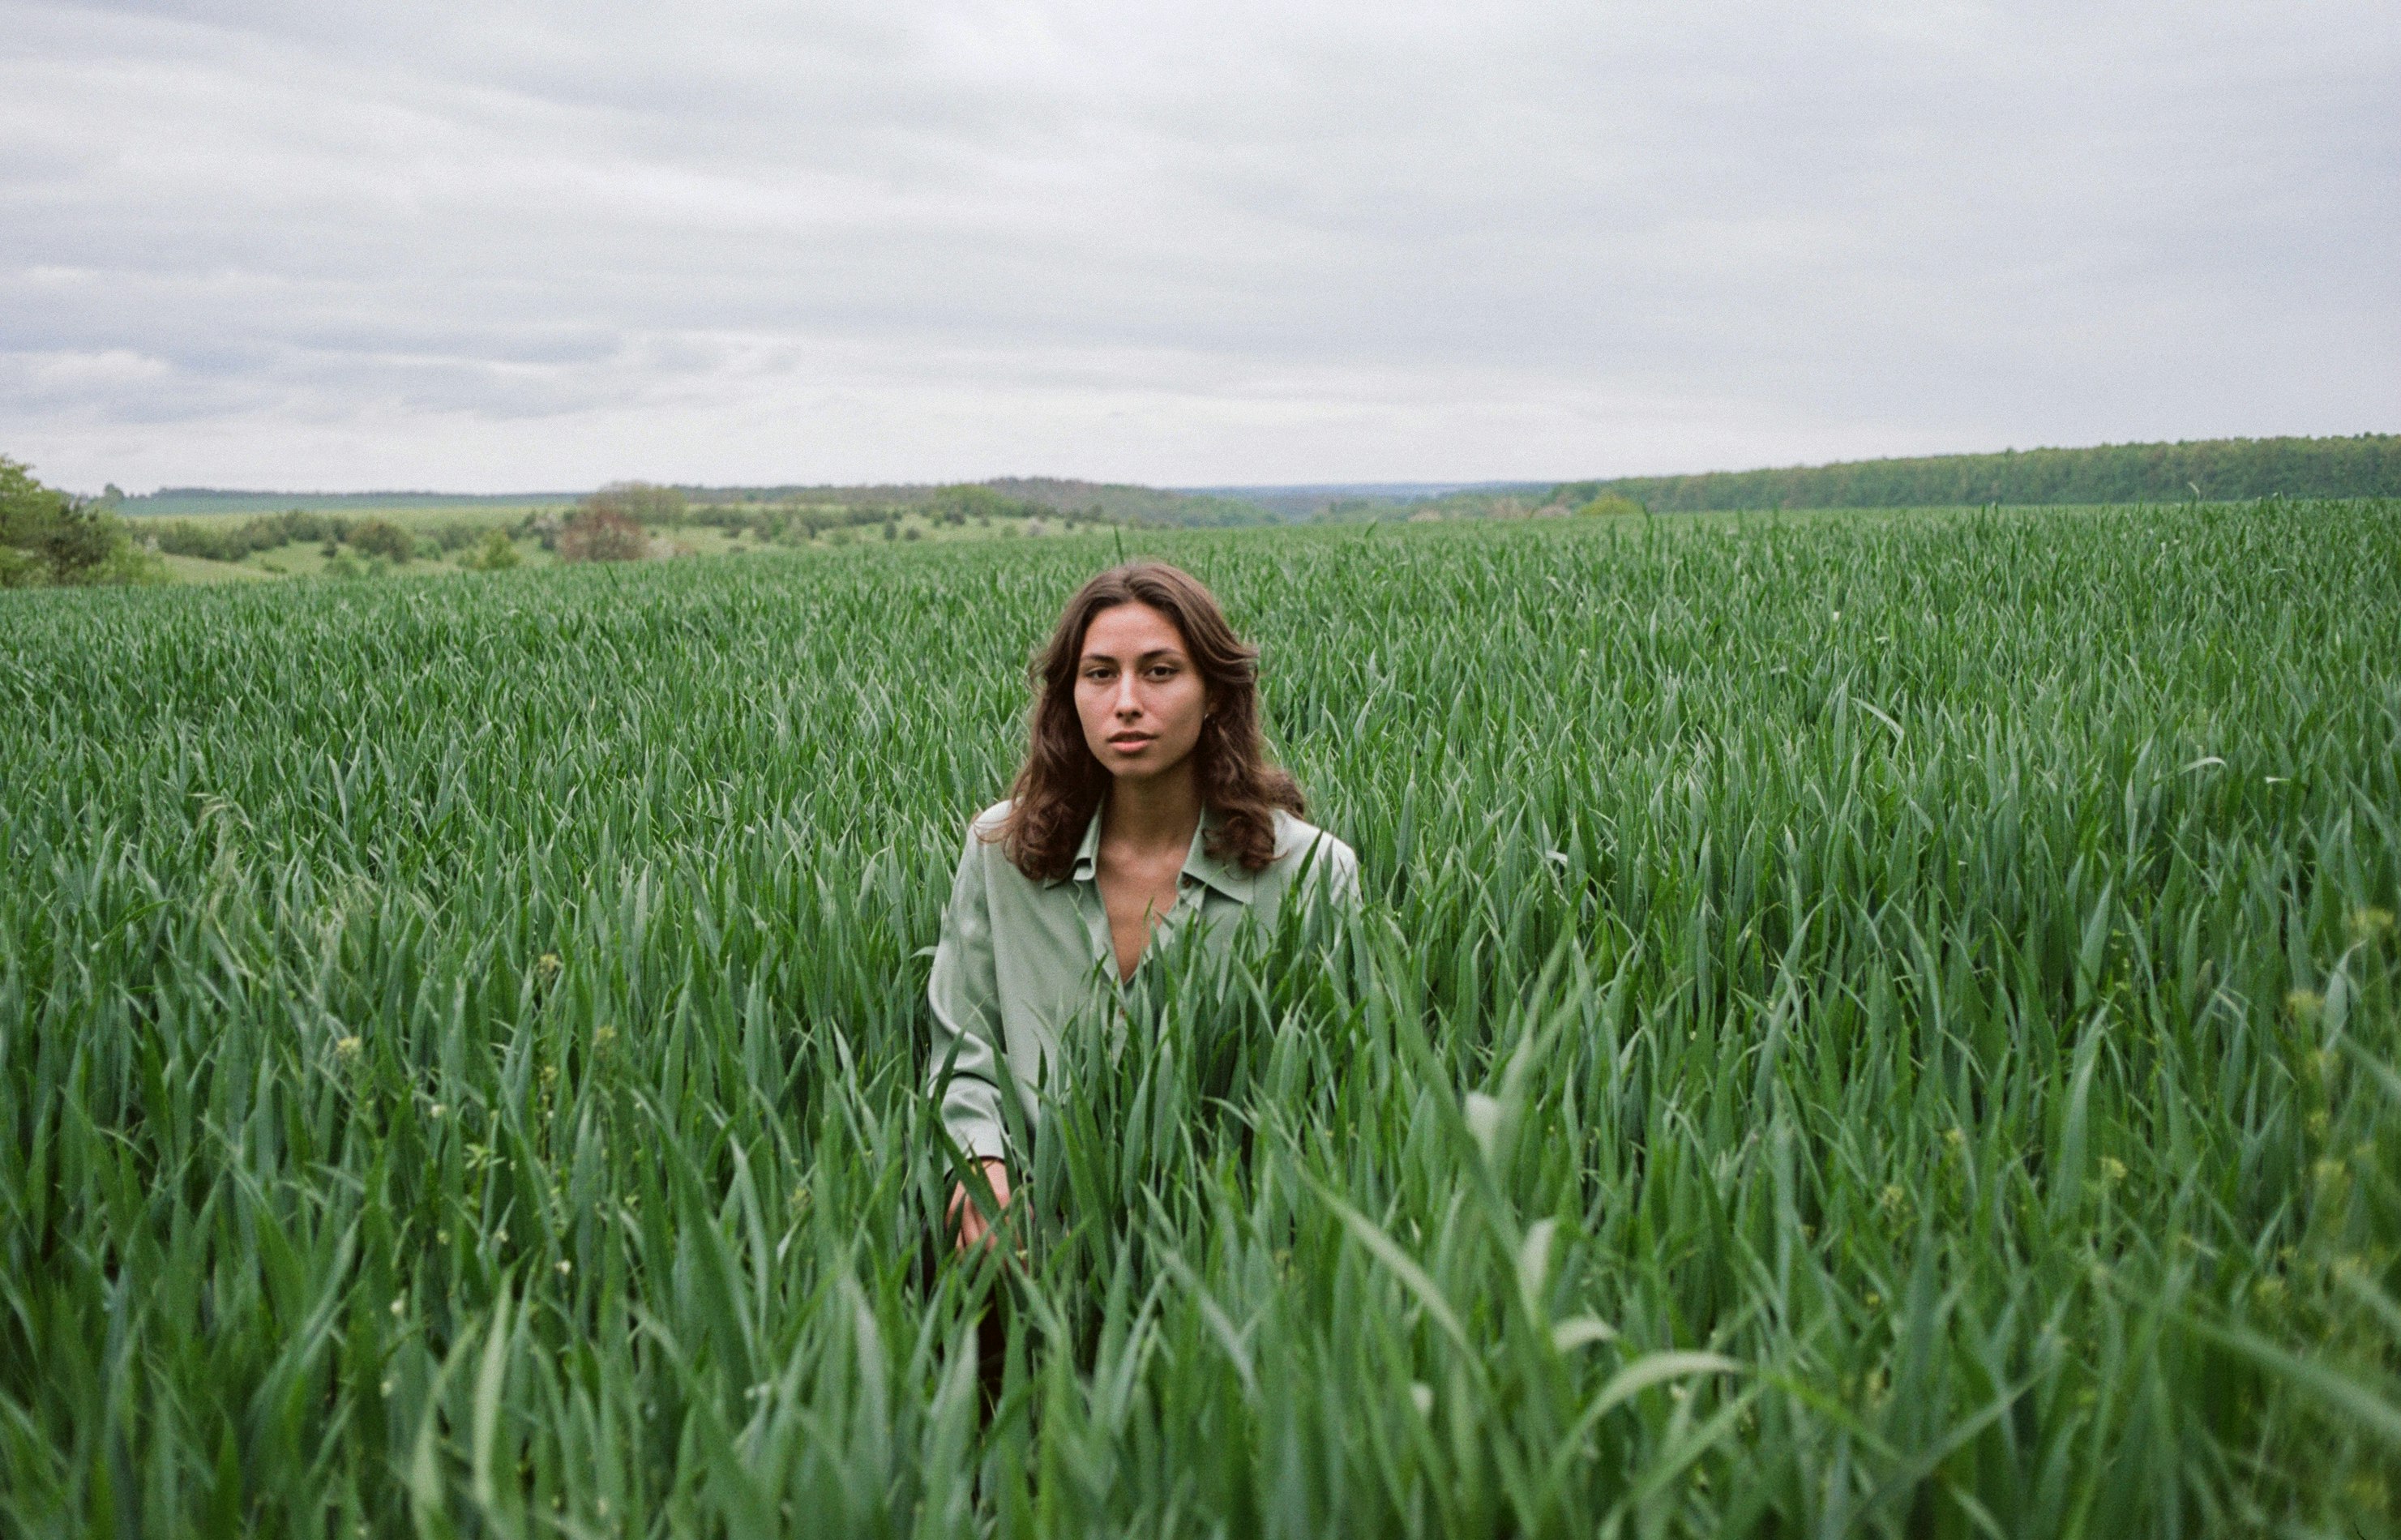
[2,502,2397,1535]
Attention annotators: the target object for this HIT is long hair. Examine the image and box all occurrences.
[993,562,1303,882]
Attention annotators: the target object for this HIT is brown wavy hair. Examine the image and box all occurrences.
[992,562,1303,882]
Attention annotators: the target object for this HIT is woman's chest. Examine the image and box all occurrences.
[1096,853,1185,930]
[987,877,1226,1018]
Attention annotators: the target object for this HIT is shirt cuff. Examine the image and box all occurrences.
[941,1105,1011,1165]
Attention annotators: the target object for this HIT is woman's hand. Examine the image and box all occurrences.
[948,1157,1013,1256]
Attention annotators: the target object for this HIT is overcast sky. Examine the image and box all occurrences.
[3,0,2395,493]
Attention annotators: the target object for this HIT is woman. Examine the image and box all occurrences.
[929,561,1358,1251]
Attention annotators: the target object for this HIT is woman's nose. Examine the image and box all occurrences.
[1113,675,1141,715]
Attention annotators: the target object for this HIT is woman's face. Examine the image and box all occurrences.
[1075,601,1208,783]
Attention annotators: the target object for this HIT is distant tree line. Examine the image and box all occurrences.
[1,458,159,588]
[982,477,1271,527]
[113,476,1272,531]
[670,482,1106,545]
[120,488,569,518]
[1550,434,2401,512]
[502,480,1102,564]
[667,477,1251,528]
[150,508,353,561]
[146,508,494,565]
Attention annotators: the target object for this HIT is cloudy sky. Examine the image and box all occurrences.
[3,0,2395,493]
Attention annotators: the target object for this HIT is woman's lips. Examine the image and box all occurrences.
[1108,734,1154,751]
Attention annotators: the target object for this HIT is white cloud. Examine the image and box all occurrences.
[2,0,2394,491]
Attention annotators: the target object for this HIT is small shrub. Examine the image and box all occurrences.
[460,530,522,571]
[1575,494,1647,519]
[348,520,415,562]
[557,508,647,563]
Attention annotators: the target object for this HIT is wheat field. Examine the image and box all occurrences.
[2,501,2396,1536]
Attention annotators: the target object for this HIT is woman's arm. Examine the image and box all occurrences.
[927,816,1015,1250]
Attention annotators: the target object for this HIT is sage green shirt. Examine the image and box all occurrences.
[927,800,1359,1162]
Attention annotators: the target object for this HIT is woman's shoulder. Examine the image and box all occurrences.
[1269,809,1359,881]
[947,800,1018,875]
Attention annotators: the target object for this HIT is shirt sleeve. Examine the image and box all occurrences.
[1319,837,1362,906]
[1295,830,1362,909]
[927,819,1011,1163]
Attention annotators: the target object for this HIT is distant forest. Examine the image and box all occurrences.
[1551,434,2399,511]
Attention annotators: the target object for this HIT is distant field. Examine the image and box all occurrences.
[4,499,2396,1534]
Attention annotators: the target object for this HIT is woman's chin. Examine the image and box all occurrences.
[1105,751,1193,784]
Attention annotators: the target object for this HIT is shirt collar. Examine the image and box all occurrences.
[1064,802,1256,905]
[1068,806,1105,883]
[1182,808,1256,905]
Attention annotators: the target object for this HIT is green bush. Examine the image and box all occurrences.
[1574,494,1646,519]
[150,508,354,563]
[347,520,415,562]
[460,529,523,571]
[148,522,242,562]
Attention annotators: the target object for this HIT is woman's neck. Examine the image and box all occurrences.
[1102,762,1203,855]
